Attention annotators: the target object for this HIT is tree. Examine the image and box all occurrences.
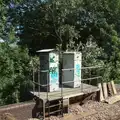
[1,0,120,105]
[9,0,120,82]
[0,43,32,105]
[0,0,34,105]
[9,0,83,52]
[0,0,24,42]
[9,0,119,50]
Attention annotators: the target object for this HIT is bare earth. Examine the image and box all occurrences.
[1,101,120,120]
[44,100,120,120]
[1,85,120,120]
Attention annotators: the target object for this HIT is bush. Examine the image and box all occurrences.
[0,43,32,105]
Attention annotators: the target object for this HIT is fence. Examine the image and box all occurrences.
[32,65,103,93]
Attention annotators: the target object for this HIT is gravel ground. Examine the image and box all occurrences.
[44,100,120,120]
[69,100,120,120]
[1,84,120,120]
[1,100,120,120]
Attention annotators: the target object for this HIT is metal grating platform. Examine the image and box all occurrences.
[30,83,99,101]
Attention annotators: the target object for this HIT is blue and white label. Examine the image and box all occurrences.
[76,64,81,77]
[74,53,82,88]
[49,53,59,91]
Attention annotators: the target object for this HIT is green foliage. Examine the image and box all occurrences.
[0,0,120,105]
[8,0,120,82]
[0,0,24,41]
[9,0,119,50]
[0,43,32,105]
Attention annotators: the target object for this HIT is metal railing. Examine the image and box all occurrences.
[32,65,103,119]
[32,65,103,96]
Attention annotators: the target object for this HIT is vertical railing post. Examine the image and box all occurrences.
[47,71,50,119]
[90,68,92,85]
[81,68,83,92]
[38,68,40,97]
[43,100,45,120]
[47,71,49,101]
[33,67,35,94]
[61,52,64,117]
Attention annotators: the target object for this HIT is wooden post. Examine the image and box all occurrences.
[111,80,117,95]
[108,82,114,96]
[98,83,104,101]
[103,82,108,98]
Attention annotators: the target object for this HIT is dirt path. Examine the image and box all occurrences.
[1,100,120,120]
[0,102,35,120]
[1,85,120,120]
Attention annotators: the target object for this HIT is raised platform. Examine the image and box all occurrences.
[31,83,99,101]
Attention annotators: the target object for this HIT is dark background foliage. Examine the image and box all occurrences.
[0,0,120,105]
